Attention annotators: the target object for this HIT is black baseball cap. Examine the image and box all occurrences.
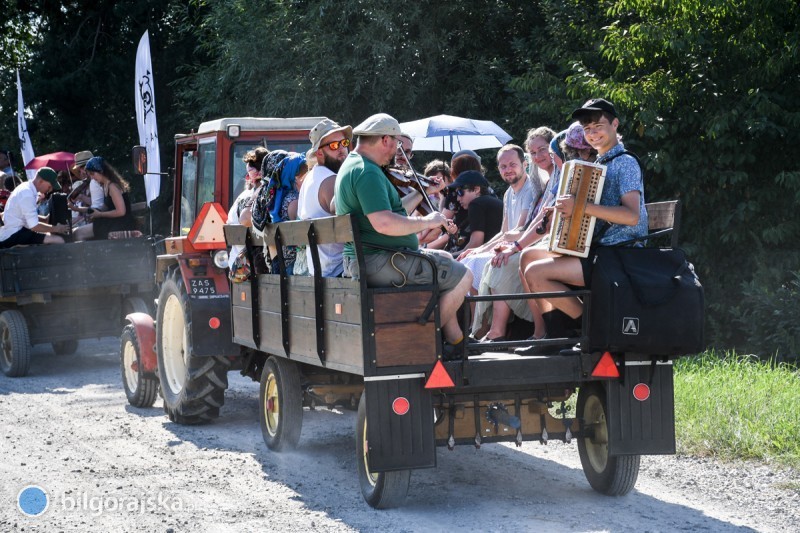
[447,170,489,189]
[571,98,618,121]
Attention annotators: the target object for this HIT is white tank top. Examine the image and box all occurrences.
[297,165,344,277]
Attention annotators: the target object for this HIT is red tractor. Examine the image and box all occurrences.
[120,117,323,422]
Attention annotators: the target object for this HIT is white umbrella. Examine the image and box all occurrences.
[399,114,513,152]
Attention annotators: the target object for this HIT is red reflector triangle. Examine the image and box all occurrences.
[592,352,620,378]
[425,361,455,389]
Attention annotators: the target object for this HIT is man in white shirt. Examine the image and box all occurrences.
[297,119,352,277]
[0,167,68,248]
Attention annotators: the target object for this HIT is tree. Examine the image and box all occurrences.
[542,0,800,351]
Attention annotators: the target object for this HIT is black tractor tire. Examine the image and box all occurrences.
[120,324,159,408]
[0,310,31,377]
[156,270,230,424]
[577,383,640,496]
[259,356,303,451]
[51,339,79,356]
[356,394,411,509]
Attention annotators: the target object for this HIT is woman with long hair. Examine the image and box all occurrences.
[71,157,136,240]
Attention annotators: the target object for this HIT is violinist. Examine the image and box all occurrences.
[335,113,472,359]
[394,134,414,172]
[67,150,105,226]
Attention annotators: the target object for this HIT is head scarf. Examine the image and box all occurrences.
[564,121,591,150]
[262,150,306,223]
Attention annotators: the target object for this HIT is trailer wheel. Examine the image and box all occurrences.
[356,394,411,509]
[123,296,150,317]
[0,310,31,377]
[577,383,640,496]
[156,271,230,424]
[51,339,79,356]
[260,356,302,451]
[120,324,159,408]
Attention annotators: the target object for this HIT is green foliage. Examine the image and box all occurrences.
[538,0,800,352]
[173,0,545,138]
[732,270,800,359]
[0,1,198,202]
[674,352,800,467]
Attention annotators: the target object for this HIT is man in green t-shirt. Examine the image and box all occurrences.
[335,113,473,357]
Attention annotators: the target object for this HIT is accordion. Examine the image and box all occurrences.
[548,160,606,258]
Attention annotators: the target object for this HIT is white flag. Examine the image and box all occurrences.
[16,70,36,180]
[135,30,161,205]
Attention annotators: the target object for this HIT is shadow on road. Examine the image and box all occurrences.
[158,374,756,533]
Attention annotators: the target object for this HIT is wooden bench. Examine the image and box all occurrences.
[644,200,680,247]
[224,215,441,376]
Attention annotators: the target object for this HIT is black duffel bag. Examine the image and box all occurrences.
[589,247,704,355]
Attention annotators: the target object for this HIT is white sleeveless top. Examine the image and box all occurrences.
[297,165,344,277]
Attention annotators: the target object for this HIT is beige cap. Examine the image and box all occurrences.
[309,119,353,152]
[353,113,402,137]
[73,150,94,168]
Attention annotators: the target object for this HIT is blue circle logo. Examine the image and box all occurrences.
[17,485,49,517]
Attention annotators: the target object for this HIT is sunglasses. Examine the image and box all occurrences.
[456,188,471,197]
[323,138,351,151]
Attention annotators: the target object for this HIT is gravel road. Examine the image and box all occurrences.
[1,339,798,532]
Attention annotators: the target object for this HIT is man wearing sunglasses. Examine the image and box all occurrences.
[393,134,414,171]
[335,113,473,359]
[298,119,353,277]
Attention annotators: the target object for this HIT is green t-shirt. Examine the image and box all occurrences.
[335,152,419,257]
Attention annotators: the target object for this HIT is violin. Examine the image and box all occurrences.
[67,178,92,203]
[383,167,440,216]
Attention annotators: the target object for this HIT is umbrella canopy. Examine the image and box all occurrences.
[399,115,513,152]
[24,151,76,173]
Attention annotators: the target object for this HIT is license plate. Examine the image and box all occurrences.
[189,277,216,295]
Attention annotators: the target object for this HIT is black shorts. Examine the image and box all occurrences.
[0,228,46,248]
[579,245,601,287]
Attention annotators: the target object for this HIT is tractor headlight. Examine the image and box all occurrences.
[213,249,229,269]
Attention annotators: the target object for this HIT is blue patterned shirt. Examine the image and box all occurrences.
[595,142,648,246]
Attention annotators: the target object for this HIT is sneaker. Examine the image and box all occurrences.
[514,335,571,356]
[442,339,466,361]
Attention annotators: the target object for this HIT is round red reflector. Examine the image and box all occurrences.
[208,317,221,329]
[392,397,410,416]
[633,383,651,402]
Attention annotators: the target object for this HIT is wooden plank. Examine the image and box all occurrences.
[646,201,677,231]
[373,290,436,325]
[226,214,356,248]
[256,275,362,324]
[257,309,364,371]
[375,322,437,367]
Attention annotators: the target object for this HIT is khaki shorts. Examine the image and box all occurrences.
[344,248,467,293]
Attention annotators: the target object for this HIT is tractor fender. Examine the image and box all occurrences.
[124,312,157,374]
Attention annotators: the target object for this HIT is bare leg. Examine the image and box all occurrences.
[519,247,556,337]
[72,223,94,242]
[440,270,473,343]
[524,256,585,318]
[43,234,65,244]
[483,297,512,340]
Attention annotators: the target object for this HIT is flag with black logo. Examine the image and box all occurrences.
[135,30,161,204]
[16,70,36,179]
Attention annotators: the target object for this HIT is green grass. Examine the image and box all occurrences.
[674,351,800,468]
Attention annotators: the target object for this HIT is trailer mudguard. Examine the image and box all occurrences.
[365,377,436,472]
[125,312,157,374]
[606,360,676,456]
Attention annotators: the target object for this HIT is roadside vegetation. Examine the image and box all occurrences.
[674,352,800,468]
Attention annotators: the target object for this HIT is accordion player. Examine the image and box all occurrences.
[548,160,607,258]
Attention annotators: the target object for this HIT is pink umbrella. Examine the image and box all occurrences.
[24,151,76,173]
